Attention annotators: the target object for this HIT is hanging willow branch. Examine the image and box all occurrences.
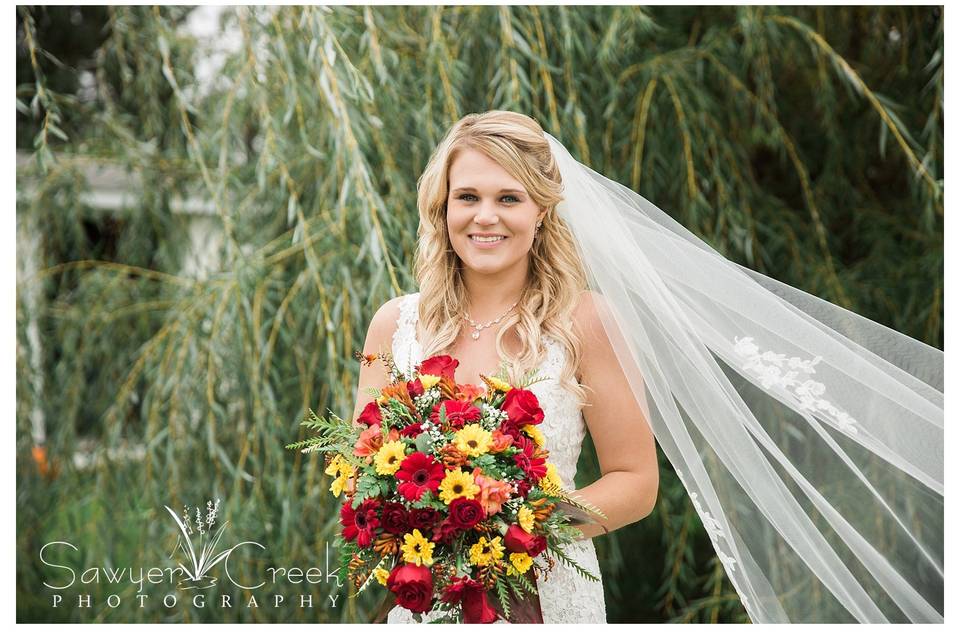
[16,5,941,623]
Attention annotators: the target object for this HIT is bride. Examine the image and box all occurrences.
[349,110,943,623]
[350,111,659,623]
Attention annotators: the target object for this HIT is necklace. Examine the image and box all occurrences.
[463,299,520,340]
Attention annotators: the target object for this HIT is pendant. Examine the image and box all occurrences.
[471,330,480,339]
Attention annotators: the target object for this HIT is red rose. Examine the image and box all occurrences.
[503,524,547,557]
[340,499,381,548]
[408,507,440,531]
[357,401,383,427]
[429,399,481,429]
[381,502,411,535]
[387,563,434,614]
[447,497,485,529]
[501,388,544,430]
[395,452,445,501]
[407,378,425,398]
[417,354,459,379]
[441,576,499,623]
[498,422,522,440]
[431,517,460,544]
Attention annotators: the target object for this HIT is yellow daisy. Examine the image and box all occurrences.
[544,462,563,488]
[485,376,512,392]
[521,424,545,448]
[538,474,563,496]
[517,505,535,533]
[508,552,533,576]
[373,566,390,586]
[453,423,492,457]
[400,528,435,567]
[438,468,480,504]
[417,374,441,390]
[374,440,407,475]
[469,536,505,567]
[330,473,349,498]
[325,455,354,497]
[324,454,346,477]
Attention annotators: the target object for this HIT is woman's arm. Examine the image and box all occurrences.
[350,296,404,426]
[569,291,659,540]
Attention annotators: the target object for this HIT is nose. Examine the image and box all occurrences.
[473,202,500,225]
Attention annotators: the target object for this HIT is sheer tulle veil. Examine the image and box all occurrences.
[543,132,943,622]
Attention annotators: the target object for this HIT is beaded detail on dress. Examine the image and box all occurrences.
[386,292,607,624]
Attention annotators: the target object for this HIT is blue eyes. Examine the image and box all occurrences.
[456,194,520,203]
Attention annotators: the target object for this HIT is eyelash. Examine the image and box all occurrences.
[456,194,520,203]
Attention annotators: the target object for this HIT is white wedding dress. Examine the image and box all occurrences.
[386,292,607,624]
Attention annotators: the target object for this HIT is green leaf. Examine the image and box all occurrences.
[414,432,432,452]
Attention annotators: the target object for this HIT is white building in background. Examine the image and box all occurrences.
[16,150,225,279]
[16,150,226,470]
[15,6,264,467]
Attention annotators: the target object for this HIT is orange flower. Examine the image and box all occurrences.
[353,425,400,462]
[354,350,379,366]
[454,383,485,404]
[438,443,469,470]
[378,382,417,413]
[471,467,513,516]
[489,429,514,453]
[32,445,49,476]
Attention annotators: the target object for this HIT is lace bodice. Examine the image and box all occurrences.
[387,291,607,624]
[391,292,589,488]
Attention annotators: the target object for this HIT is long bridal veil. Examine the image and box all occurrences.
[544,132,943,623]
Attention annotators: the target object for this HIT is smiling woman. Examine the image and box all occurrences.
[368,110,661,624]
[366,106,942,625]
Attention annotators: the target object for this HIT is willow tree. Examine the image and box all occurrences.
[16,5,942,623]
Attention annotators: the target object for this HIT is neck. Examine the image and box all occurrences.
[459,259,530,321]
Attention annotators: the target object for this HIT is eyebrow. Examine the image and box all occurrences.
[450,187,526,195]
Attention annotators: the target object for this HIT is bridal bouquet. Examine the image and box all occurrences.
[287,350,603,623]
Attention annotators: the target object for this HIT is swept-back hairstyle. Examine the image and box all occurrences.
[413,110,592,407]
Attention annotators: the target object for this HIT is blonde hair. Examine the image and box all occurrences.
[412,110,592,409]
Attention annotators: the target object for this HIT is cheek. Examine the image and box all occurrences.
[445,204,469,233]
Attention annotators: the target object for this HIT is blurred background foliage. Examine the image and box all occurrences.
[16,4,942,623]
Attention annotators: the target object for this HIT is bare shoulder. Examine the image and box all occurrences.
[362,294,410,354]
[572,290,611,346]
[572,290,621,381]
[351,294,410,424]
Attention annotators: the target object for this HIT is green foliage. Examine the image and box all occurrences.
[16,4,941,624]
[351,474,383,507]
[546,543,601,583]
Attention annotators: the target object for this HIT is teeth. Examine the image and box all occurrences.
[471,236,504,243]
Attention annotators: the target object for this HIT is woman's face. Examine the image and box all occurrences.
[445,147,544,276]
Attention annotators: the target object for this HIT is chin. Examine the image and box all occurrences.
[457,253,507,273]
[463,260,505,274]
